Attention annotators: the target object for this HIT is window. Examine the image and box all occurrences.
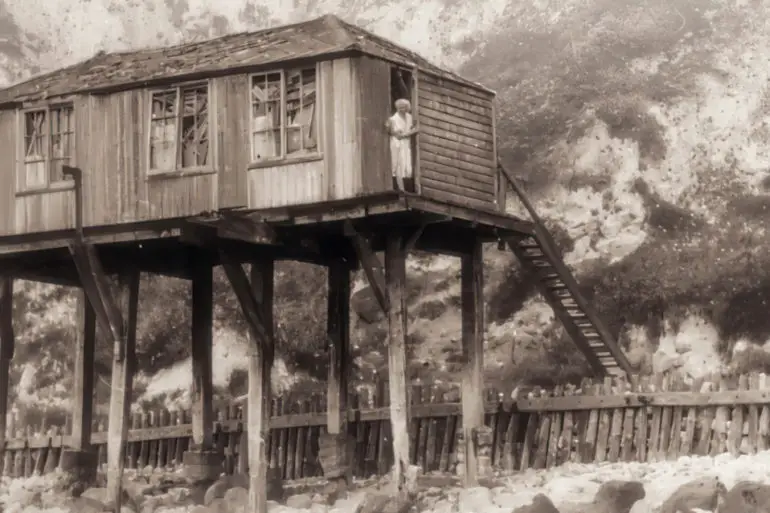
[21,105,74,189]
[149,83,210,172]
[250,67,318,162]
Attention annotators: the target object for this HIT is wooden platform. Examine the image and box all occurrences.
[0,191,533,285]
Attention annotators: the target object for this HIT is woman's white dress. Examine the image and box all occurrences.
[388,112,413,182]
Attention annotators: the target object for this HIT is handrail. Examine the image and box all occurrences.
[496,161,564,259]
[497,160,633,377]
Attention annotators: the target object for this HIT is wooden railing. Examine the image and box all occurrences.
[4,371,770,479]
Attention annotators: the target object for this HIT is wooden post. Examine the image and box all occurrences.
[384,233,411,496]
[71,289,96,451]
[191,258,214,451]
[461,240,485,486]
[220,253,275,513]
[247,259,274,513]
[321,259,351,486]
[105,270,140,509]
[0,278,14,478]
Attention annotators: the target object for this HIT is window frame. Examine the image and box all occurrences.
[146,80,215,178]
[16,102,76,195]
[248,64,322,168]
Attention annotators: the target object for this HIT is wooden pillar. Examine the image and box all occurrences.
[460,239,485,486]
[384,233,411,495]
[321,259,351,484]
[0,278,14,477]
[221,253,277,513]
[70,289,96,451]
[190,258,214,451]
[105,270,140,508]
[247,259,274,513]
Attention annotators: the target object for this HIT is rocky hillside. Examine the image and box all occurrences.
[3,0,770,421]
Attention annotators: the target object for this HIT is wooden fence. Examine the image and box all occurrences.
[4,371,770,480]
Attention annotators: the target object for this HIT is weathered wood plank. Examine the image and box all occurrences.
[385,232,411,498]
[460,239,484,484]
[70,290,96,451]
[0,278,13,476]
[191,256,215,450]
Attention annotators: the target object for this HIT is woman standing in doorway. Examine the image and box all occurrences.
[385,98,418,191]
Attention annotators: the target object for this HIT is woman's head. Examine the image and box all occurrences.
[395,98,411,113]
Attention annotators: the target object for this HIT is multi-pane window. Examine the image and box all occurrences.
[22,105,74,189]
[250,67,318,162]
[149,83,210,172]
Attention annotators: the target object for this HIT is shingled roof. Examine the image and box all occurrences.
[0,14,491,105]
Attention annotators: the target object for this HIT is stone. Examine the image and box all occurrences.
[658,476,726,513]
[511,494,560,513]
[591,480,646,513]
[204,474,247,505]
[653,351,683,374]
[721,480,770,513]
[183,451,224,483]
[309,504,329,513]
[459,486,494,513]
[80,487,108,503]
[286,493,314,509]
[224,486,249,513]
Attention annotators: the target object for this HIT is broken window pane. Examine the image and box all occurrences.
[24,110,47,188]
[251,72,282,161]
[285,68,317,156]
[49,105,74,182]
[180,85,209,168]
[150,89,177,170]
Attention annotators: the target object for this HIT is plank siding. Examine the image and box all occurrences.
[0,111,16,235]
[215,75,250,210]
[358,56,391,194]
[14,190,75,234]
[321,58,363,200]
[0,55,503,239]
[416,71,499,212]
[247,159,325,208]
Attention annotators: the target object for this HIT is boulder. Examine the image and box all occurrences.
[223,486,249,513]
[511,494,560,513]
[658,476,725,513]
[286,493,314,509]
[591,480,645,513]
[721,480,770,513]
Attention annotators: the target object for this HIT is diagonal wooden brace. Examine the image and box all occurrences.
[343,220,389,313]
[68,241,127,361]
[219,250,273,361]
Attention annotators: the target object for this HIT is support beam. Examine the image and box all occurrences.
[221,253,275,513]
[384,233,411,499]
[190,257,214,451]
[105,271,139,509]
[461,240,485,485]
[70,289,96,450]
[70,241,139,509]
[61,289,98,482]
[0,278,14,478]
[320,258,352,492]
[344,220,389,313]
[68,242,127,361]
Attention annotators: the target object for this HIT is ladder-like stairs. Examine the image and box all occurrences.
[499,163,633,378]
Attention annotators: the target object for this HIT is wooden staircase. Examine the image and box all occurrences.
[498,163,633,378]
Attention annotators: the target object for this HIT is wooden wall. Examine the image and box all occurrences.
[416,71,499,212]
[238,57,368,210]
[358,56,392,194]
[0,55,503,238]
